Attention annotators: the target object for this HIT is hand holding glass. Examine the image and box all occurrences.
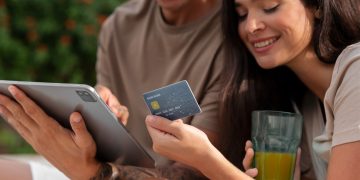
[252,110,303,180]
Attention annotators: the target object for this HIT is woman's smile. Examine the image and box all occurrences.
[250,36,280,53]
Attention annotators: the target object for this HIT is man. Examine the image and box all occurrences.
[0,0,224,179]
[96,0,223,166]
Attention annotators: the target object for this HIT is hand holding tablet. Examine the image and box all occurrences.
[0,80,154,167]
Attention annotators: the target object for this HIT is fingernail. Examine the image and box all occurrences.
[73,115,82,123]
[8,86,16,95]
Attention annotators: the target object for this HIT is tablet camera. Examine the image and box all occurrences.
[76,90,97,102]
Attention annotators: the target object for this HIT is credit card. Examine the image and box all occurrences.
[143,80,202,120]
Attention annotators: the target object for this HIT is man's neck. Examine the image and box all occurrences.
[161,0,218,26]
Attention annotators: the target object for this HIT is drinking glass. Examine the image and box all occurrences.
[252,110,303,180]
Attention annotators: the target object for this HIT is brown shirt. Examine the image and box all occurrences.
[96,0,224,165]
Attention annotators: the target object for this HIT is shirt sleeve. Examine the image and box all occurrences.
[331,45,360,147]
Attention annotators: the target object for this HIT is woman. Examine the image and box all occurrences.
[145,0,360,179]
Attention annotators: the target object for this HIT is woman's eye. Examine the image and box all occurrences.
[238,13,247,21]
[264,4,279,13]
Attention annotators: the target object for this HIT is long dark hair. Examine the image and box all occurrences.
[219,0,360,169]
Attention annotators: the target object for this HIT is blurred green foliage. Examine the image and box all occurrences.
[0,0,126,153]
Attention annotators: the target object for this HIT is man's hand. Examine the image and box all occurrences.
[95,85,129,125]
[0,86,101,180]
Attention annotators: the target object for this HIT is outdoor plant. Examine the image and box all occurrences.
[0,0,126,153]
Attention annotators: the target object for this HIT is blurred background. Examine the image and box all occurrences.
[0,0,126,154]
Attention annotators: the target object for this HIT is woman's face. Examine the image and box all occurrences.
[235,0,315,69]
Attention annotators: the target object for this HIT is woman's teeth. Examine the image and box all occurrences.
[254,38,277,48]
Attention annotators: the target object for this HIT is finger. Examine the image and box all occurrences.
[70,112,94,149]
[245,168,258,178]
[119,106,129,124]
[294,148,302,180]
[119,108,129,125]
[146,123,173,141]
[146,125,163,153]
[0,93,38,130]
[0,104,32,141]
[108,94,122,108]
[242,146,255,170]
[111,105,129,125]
[245,140,253,151]
[96,87,128,124]
[95,85,110,103]
[145,115,183,137]
[8,86,51,127]
[146,121,178,153]
[96,85,123,109]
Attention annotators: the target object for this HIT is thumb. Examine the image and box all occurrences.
[70,112,94,148]
[294,148,302,180]
[243,146,255,170]
[245,168,258,178]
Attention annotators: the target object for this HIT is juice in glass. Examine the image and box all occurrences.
[255,151,296,180]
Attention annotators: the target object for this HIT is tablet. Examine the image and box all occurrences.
[0,80,155,168]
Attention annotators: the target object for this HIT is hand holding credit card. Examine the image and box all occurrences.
[143,80,202,120]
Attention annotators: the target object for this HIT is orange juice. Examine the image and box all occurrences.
[255,152,296,180]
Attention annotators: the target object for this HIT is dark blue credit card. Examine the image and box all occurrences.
[143,80,202,120]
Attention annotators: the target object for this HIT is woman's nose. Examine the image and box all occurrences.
[244,13,265,34]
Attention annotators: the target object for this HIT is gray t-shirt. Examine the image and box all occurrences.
[96,0,224,165]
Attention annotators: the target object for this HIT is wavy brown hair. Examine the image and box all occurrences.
[219,0,360,169]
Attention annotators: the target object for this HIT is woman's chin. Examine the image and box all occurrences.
[256,60,279,69]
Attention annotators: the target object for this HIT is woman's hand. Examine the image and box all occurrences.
[95,85,129,125]
[242,141,258,178]
[145,115,253,180]
[0,86,101,180]
[145,115,214,169]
